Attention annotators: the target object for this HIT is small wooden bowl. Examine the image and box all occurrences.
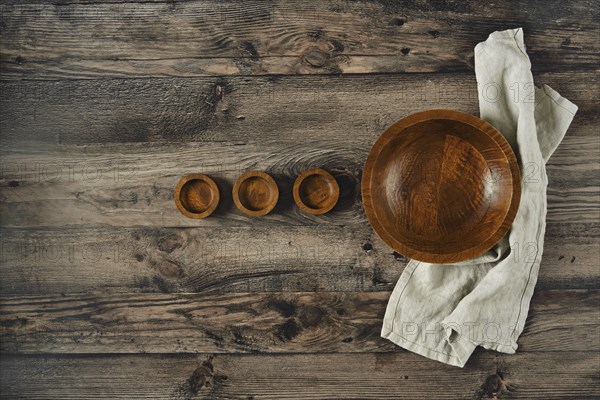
[233,171,279,217]
[293,168,339,215]
[174,174,220,219]
[362,109,521,264]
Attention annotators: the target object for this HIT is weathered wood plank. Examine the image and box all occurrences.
[0,225,378,294]
[0,223,597,295]
[0,0,598,79]
[0,352,598,399]
[0,290,597,354]
[1,72,597,145]
[0,135,597,228]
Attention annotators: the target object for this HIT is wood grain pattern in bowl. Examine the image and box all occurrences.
[362,109,521,264]
[293,168,340,215]
[174,174,220,219]
[233,171,279,217]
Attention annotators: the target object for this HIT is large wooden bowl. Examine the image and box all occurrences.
[362,109,521,264]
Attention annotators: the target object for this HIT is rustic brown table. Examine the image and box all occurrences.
[0,1,598,398]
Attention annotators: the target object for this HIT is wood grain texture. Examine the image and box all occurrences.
[0,223,597,295]
[0,0,598,79]
[1,290,597,354]
[0,352,598,399]
[1,72,597,146]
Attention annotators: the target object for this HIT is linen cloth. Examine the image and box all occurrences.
[380,28,578,367]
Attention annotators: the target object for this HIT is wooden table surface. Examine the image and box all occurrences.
[0,1,598,398]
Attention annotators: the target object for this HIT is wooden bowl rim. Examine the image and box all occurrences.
[233,171,279,217]
[293,168,340,215]
[174,173,220,219]
[362,109,522,264]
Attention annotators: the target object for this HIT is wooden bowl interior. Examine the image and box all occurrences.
[174,174,219,218]
[238,176,276,211]
[364,113,519,262]
[179,178,216,214]
[295,170,339,213]
[234,172,279,216]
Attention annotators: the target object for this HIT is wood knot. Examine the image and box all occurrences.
[481,373,505,398]
[157,234,183,253]
[302,46,328,68]
[189,356,214,393]
[158,261,184,279]
[330,39,344,53]
[308,28,325,40]
[277,318,301,341]
[239,40,259,61]
[299,42,344,74]
[299,306,323,327]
